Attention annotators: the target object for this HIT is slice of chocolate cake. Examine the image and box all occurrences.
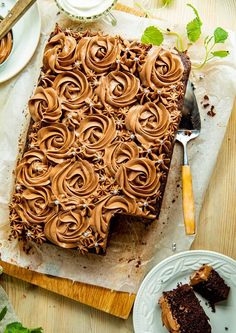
[159,284,211,333]
[190,264,230,309]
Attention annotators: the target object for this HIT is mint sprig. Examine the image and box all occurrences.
[199,27,229,67]
[140,3,229,68]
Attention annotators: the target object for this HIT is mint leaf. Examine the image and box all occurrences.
[0,306,7,321]
[186,18,202,42]
[141,26,164,46]
[211,50,229,58]
[186,4,202,42]
[214,27,228,43]
[4,322,43,333]
[4,322,27,333]
[187,4,202,23]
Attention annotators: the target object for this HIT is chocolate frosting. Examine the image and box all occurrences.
[9,27,189,253]
[44,209,89,249]
[125,102,170,148]
[116,158,161,198]
[29,87,62,123]
[53,70,92,111]
[159,296,180,333]
[0,29,12,64]
[190,265,213,286]
[140,47,184,89]
[104,141,139,177]
[96,70,140,108]
[16,149,51,187]
[37,123,75,163]
[77,35,119,74]
[51,158,99,209]
[43,32,77,73]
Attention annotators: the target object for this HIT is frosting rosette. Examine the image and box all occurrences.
[15,187,55,224]
[37,123,75,163]
[0,28,13,64]
[140,47,184,88]
[104,141,139,177]
[116,158,161,198]
[43,32,77,73]
[44,209,89,248]
[125,102,170,147]
[96,71,140,108]
[79,114,116,153]
[53,70,92,110]
[51,159,99,205]
[29,87,61,123]
[77,35,119,74]
[91,195,139,236]
[16,149,51,187]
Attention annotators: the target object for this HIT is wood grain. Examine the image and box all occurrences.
[1,1,236,332]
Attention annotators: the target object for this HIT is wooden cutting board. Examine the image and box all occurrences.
[0,3,145,320]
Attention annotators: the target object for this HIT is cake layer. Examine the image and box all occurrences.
[159,284,211,333]
[190,264,230,308]
[9,25,190,254]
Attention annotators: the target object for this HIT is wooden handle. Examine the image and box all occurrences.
[0,0,37,40]
[182,165,195,235]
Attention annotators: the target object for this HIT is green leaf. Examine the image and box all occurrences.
[186,4,202,43]
[162,0,173,6]
[141,26,164,46]
[186,18,202,42]
[187,3,202,24]
[4,322,43,333]
[214,27,228,43]
[4,322,27,333]
[211,50,229,58]
[0,306,7,322]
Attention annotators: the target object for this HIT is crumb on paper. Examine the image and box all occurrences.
[207,106,216,117]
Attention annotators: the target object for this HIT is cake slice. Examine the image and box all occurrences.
[159,284,211,333]
[190,264,230,309]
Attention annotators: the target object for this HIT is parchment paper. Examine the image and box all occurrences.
[0,0,236,293]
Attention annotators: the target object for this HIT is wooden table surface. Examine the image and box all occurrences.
[1,0,236,332]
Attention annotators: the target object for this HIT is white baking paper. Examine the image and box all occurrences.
[0,1,236,293]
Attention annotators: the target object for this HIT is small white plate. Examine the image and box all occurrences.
[133,250,236,333]
[0,0,41,83]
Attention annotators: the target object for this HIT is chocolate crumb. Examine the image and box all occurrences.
[204,95,209,100]
[83,266,87,269]
[203,103,210,108]
[172,199,176,203]
[135,260,141,268]
[207,105,216,117]
[167,28,171,32]
[127,257,135,263]
[225,327,228,331]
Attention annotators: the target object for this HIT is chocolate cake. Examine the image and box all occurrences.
[9,25,190,254]
[190,264,230,309]
[159,284,211,333]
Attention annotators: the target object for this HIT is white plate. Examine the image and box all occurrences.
[0,0,41,83]
[133,250,236,333]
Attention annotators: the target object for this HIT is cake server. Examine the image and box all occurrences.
[176,81,201,235]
